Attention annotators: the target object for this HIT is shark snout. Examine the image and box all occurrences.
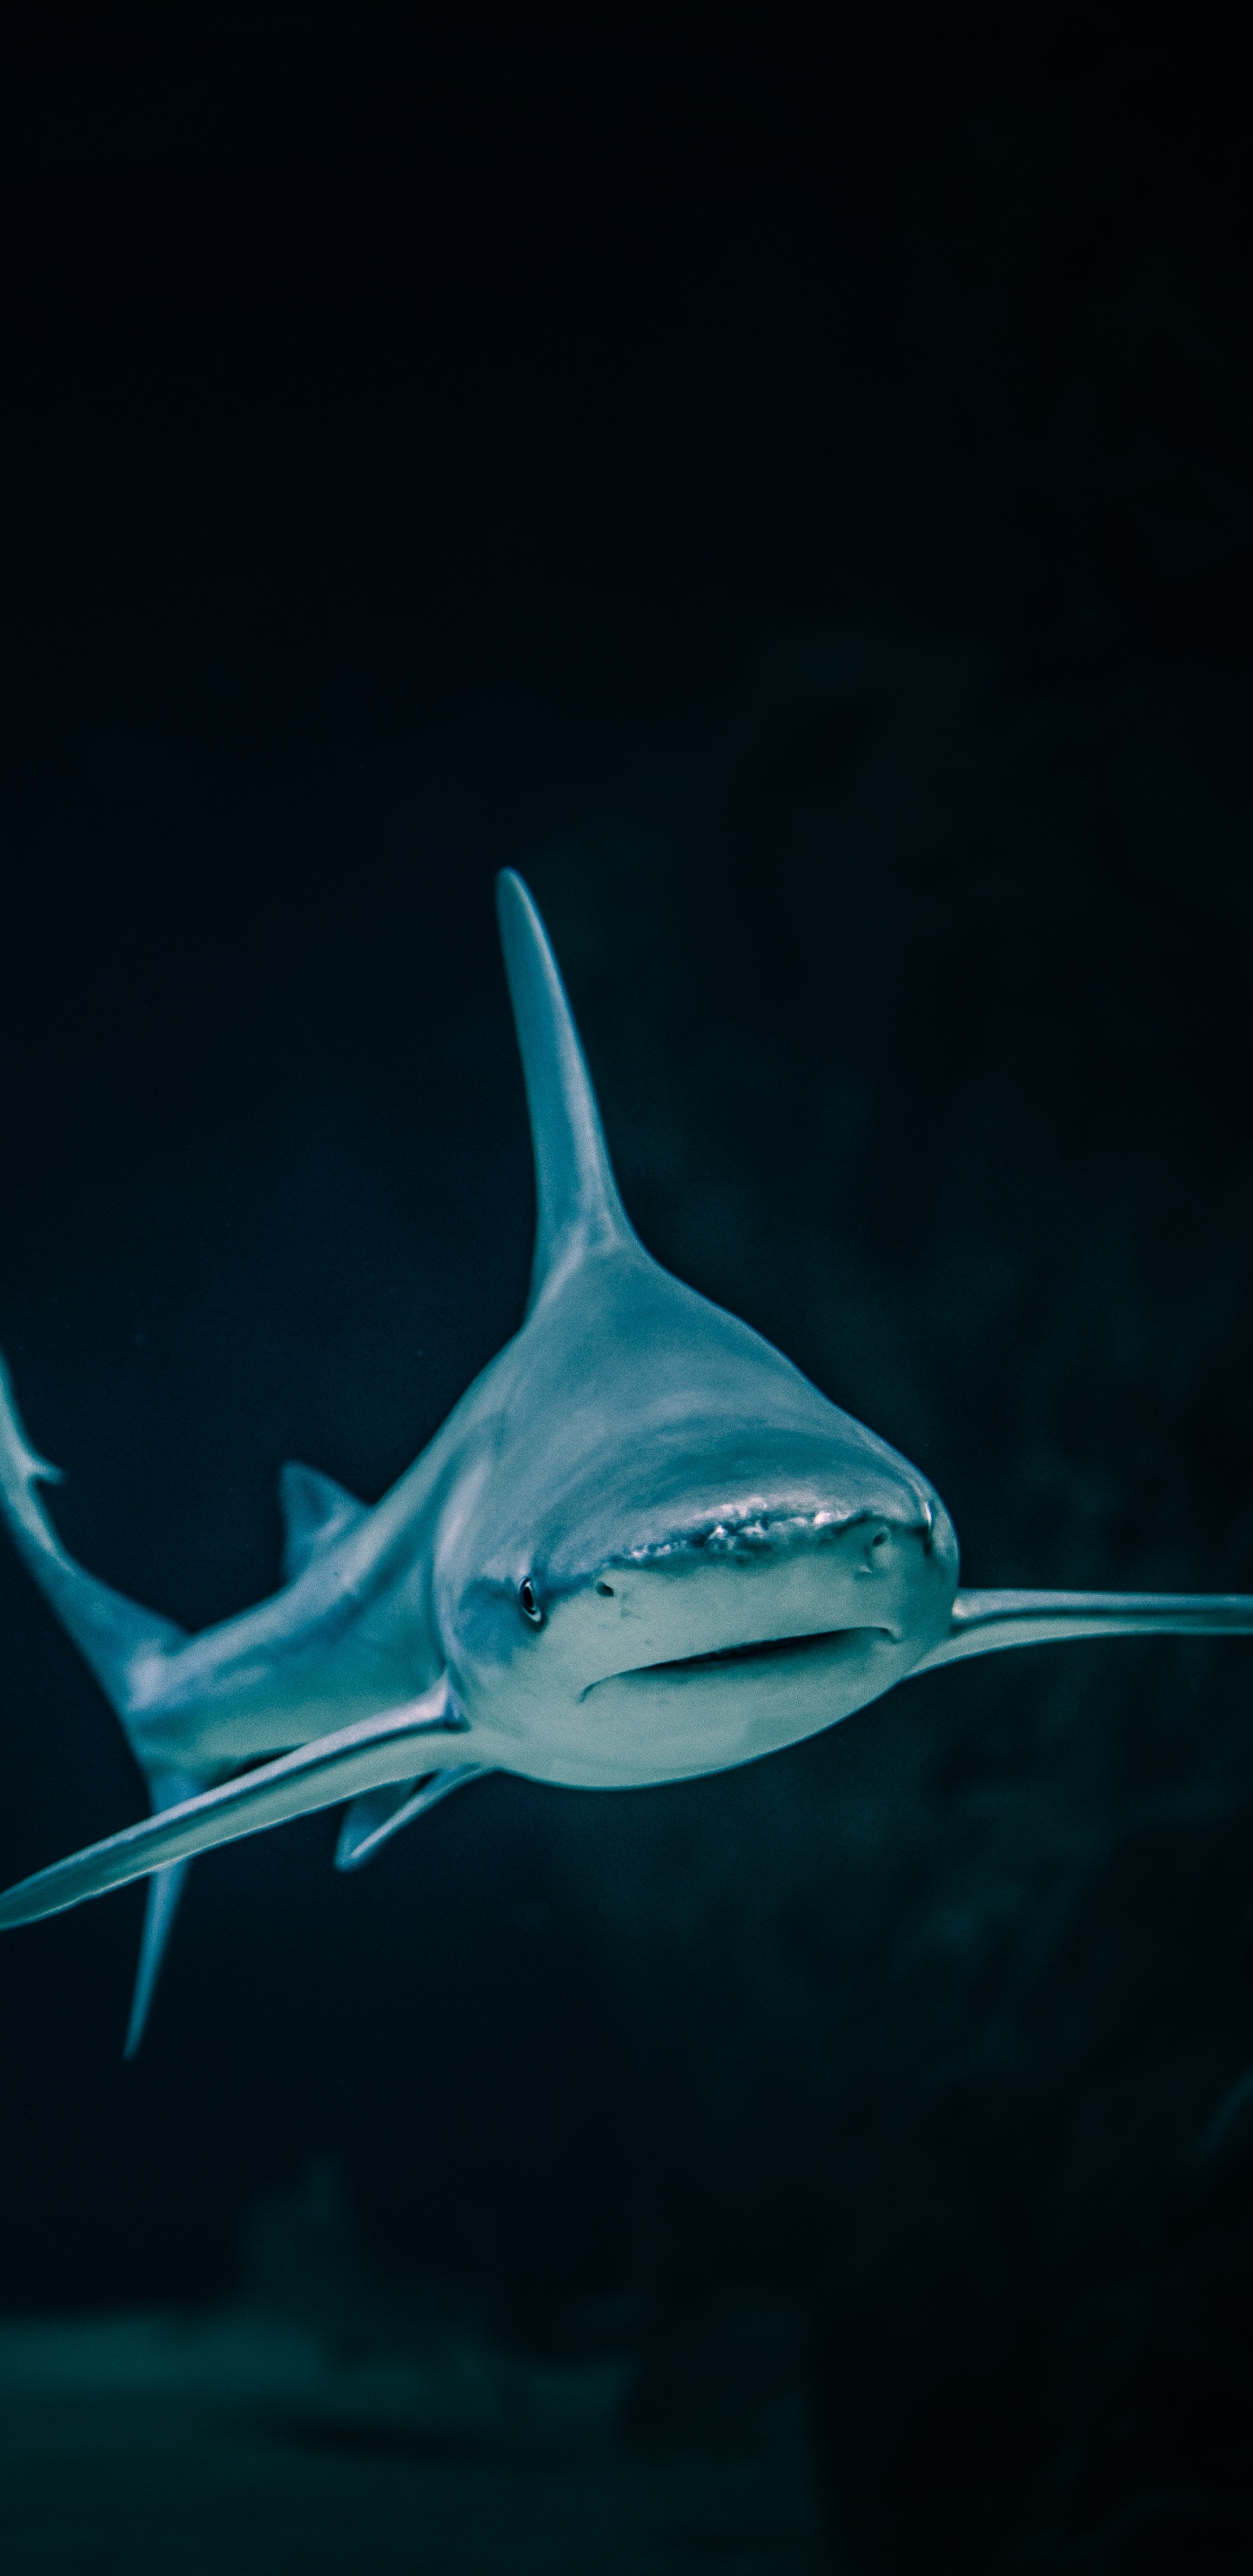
[485,1507,958,1788]
[571,1509,944,1694]
[447,1399,960,1788]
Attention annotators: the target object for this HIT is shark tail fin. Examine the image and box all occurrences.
[0,1352,187,1716]
[0,1353,199,2054]
[496,871,640,1309]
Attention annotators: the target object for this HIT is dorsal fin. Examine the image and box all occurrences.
[496,871,638,1308]
[278,1463,367,1584]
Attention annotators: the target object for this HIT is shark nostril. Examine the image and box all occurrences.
[595,1580,615,1597]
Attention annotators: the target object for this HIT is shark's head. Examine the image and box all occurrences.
[439,1249,961,1788]
[429,875,960,1788]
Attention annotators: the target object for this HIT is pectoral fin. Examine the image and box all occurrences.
[334,1764,491,1870]
[0,1682,463,1933]
[915,1587,1253,1673]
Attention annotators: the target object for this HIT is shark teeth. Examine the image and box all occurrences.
[621,1503,855,1563]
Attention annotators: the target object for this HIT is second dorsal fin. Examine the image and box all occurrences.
[278,1463,368,1584]
[496,871,638,1309]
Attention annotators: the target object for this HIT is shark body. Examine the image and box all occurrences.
[2,872,1252,2051]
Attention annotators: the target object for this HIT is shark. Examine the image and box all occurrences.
[2,870,1251,2054]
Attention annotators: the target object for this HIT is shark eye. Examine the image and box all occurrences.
[518,1580,544,1627]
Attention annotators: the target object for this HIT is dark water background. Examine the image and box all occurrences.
[1,11,1251,2569]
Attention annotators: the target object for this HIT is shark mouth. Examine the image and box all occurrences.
[603,1623,896,1688]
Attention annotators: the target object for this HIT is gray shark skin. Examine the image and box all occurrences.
[2,870,1252,2052]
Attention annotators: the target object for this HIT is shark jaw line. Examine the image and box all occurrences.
[585,1620,900,1695]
